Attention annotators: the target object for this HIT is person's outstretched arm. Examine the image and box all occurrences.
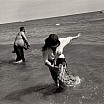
[59,33,81,48]
[70,33,81,40]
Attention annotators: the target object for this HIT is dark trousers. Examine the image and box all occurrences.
[49,69,58,84]
[49,58,67,85]
[14,45,25,61]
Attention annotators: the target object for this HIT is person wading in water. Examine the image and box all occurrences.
[13,27,30,63]
[42,33,81,89]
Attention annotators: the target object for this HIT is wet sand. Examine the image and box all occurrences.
[0,43,104,104]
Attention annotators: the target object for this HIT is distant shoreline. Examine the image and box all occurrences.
[0,10,101,25]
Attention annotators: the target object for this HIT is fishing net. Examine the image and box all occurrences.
[57,64,81,88]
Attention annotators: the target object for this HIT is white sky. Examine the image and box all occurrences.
[0,0,104,24]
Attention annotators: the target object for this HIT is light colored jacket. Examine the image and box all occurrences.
[42,37,73,64]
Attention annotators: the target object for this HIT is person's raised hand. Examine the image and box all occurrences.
[77,33,81,37]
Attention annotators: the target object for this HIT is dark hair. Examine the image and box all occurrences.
[20,26,25,31]
[42,38,51,51]
[42,34,60,51]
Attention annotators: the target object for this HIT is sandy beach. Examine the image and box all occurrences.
[0,11,104,104]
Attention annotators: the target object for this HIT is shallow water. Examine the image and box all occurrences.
[1,11,104,104]
[0,44,104,104]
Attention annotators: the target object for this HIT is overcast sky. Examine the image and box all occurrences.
[0,0,104,24]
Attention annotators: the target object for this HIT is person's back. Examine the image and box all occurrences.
[14,31,25,47]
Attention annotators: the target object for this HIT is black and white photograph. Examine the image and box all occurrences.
[0,0,104,104]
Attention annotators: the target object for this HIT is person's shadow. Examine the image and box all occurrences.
[2,83,65,102]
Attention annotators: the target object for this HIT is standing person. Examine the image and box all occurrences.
[13,26,30,63]
[42,33,81,88]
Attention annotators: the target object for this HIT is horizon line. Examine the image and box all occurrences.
[0,10,101,25]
